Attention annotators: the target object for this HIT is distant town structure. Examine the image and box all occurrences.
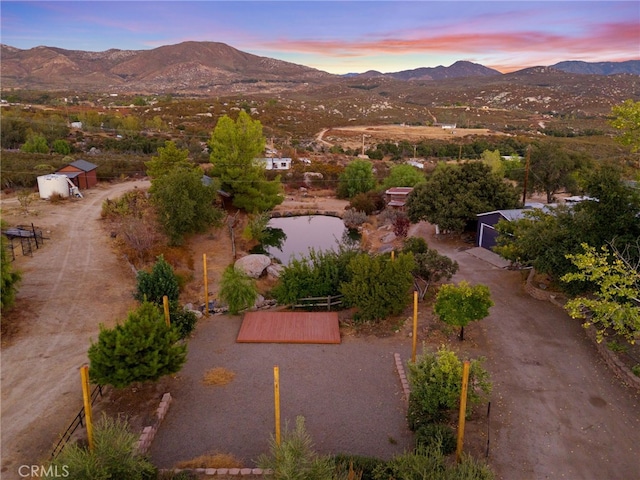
[385,187,414,210]
[256,158,292,170]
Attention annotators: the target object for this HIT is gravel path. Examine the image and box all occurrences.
[150,315,415,468]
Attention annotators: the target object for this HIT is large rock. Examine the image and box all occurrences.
[267,263,285,278]
[234,254,272,278]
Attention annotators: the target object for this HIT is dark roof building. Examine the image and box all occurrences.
[56,159,98,190]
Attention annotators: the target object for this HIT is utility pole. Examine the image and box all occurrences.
[522,146,531,206]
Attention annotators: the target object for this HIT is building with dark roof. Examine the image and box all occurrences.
[56,159,98,190]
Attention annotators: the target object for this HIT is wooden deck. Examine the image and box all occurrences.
[236,311,341,344]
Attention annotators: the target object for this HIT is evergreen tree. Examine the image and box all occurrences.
[88,302,186,388]
[145,140,191,178]
[337,159,376,199]
[208,111,283,212]
[134,255,180,305]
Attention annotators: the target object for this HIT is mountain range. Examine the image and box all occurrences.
[1,41,638,94]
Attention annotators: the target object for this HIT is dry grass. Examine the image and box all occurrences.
[202,367,236,386]
[175,452,243,469]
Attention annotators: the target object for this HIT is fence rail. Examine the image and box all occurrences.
[292,294,344,311]
[51,385,103,459]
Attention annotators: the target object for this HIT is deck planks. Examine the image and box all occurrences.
[236,311,341,344]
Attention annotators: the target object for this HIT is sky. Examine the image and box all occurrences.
[1,1,638,74]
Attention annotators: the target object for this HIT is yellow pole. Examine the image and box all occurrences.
[163,295,170,327]
[456,361,471,462]
[391,250,395,261]
[274,365,281,445]
[203,253,209,316]
[80,365,94,451]
[411,291,418,363]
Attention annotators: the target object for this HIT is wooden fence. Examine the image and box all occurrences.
[292,294,344,311]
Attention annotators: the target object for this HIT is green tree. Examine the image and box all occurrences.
[481,149,504,177]
[341,252,415,321]
[407,345,491,428]
[209,111,283,212]
[218,265,258,314]
[1,230,22,309]
[134,255,180,305]
[45,414,156,480]
[562,243,640,344]
[51,139,71,155]
[527,142,583,203]
[434,281,493,341]
[88,302,187,388]
[610,99,640,153]
[382,164,425,189]
[21,132,49,153]
[337,159,376,199]
[0,113,29,149]
[150,165,223,245]
[145,140,191,178]
[402,237,458,299]
[406,162,519,233]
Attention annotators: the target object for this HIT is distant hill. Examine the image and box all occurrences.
[551,60,640,75]
[0,40,637,94]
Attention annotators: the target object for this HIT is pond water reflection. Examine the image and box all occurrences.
[252,215,359,264]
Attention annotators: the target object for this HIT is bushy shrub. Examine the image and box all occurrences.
[378,207,399,226]
[341,252,415,322]
[333,454,385,480]
[348,191,384,215]
[343,209,368,229]
[218,265,257,315]
[407,346,491,430]
[169,306,198,339]
[272,248,358,305]
[44,414,157,480]
[135,255,180,305]
[372,445,494,480]
[257,416,335,480]
[415,423,456,455]
[393,213,410,237]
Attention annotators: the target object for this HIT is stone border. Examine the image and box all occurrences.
[137,392,172,454]
[165,467,270,476]
[524,269,640,392]
[270,210,343,219]
[394,353,411,403]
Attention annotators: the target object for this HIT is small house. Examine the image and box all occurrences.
[385,187,414,210]
[256,158,292,170]
[476,203,547,250]
[56,159,98,190]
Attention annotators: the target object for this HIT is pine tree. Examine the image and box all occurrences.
[88,302,186,388]
[134,255,180,305]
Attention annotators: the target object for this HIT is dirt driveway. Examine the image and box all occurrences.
[1,180,149,478]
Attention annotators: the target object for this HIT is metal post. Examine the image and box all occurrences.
[80,365,94,451]
[203,254,209,316]
[456,361,471,462]
[163,295,170,327]
[274,365,281,445]
[411,291,418,363]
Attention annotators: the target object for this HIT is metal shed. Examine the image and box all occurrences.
[56,159,98,190]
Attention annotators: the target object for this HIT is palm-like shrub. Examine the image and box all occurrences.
[218,265,258,314]
[45,414,156,480]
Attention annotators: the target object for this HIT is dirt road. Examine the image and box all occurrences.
[411,224,640,479]
[1,180,149,478]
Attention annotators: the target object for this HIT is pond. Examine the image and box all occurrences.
[252,215,359,265]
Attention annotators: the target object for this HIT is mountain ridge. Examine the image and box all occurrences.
[1,41,638,94]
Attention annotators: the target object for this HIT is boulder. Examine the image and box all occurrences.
[267,263,285,278]
[381,232,397,243]
[234,254,271,278]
